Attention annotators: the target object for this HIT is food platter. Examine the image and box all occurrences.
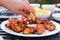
[0,7,60,37]
[1,19,60,37]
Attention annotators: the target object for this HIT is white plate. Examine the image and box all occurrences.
[0,20,60,37]
[0,36,4,40]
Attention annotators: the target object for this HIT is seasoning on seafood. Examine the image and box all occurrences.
[23,28,30,34]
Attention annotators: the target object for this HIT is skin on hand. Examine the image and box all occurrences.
[0,0,35,18]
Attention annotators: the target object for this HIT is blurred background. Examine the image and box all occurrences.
[29,0,60,4]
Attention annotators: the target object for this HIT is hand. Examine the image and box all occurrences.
[0,0,35,18]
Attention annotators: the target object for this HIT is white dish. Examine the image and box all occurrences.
[42,4,56,13]
[42,4,55,8]
[30,4,40,8]
[36,11,51,19]
[1,20,60,37]
[55,7,60,11]
[0,9,8,12]
[52,13,60,21]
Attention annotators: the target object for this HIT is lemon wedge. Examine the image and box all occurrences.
[30,13,35,19]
